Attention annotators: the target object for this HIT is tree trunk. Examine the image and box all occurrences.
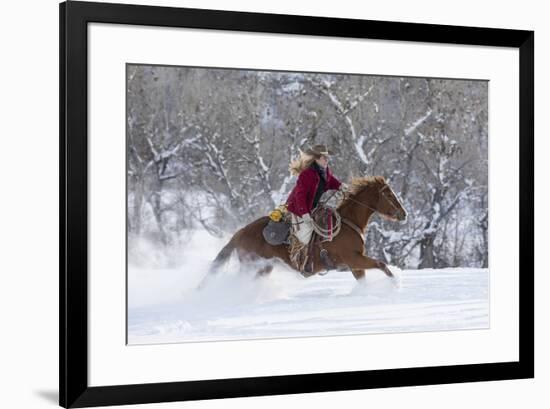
[419,235,436,269]
[148,177,168,246]
[132,178,144,235]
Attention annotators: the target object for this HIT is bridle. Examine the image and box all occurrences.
[378,184,405,216]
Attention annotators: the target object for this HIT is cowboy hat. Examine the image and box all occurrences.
[304,144,333,157]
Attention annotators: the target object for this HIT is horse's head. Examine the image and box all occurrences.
[376,181,407,222]
[342,176,407,222]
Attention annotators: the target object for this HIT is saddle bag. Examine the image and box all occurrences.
[262,219,291,246]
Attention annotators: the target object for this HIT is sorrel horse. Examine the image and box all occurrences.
[205,176,407,283]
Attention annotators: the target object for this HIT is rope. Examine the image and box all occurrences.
[287,187,351,240]
[310,193,343,239]
[308,188,346,240]
[310,208,342,239]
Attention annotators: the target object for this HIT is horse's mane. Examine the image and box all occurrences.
[347,176,386,195]
[336,175,386,209]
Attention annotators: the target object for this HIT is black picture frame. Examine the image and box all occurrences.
[59,1,534,407]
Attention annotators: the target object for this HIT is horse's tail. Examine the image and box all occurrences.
[209,234,238,274]
[197,235,238,291]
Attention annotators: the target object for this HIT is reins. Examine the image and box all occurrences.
[341,194,378,213]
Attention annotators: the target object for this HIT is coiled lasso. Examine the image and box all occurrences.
[309,189,347,240]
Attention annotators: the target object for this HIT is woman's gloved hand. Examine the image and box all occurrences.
[334,183,349,202]
[339,182,350,192]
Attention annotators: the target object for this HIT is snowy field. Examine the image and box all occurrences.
[127,230,489,345]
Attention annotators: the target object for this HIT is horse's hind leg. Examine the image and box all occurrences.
[236,249,273,278]
[256,263,274,278]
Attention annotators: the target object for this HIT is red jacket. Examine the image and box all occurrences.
[286,165,341,217]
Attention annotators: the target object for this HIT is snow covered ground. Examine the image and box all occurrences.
[127,230,489,345]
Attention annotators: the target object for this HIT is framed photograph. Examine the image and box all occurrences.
[60,1,534,407]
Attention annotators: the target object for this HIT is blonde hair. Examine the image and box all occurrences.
[289,151,316,176]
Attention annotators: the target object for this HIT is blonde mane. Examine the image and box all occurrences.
[337,176,386,208]
[347,176,386,195]
[289,151,316,176]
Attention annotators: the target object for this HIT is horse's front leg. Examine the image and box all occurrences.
[348,253,394,278]
[351,268,365,281]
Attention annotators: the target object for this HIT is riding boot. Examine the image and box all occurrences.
[303,234,317,275]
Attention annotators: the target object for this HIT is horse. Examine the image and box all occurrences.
[202,176,407,285]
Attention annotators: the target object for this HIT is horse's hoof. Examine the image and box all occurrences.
[383,268,394,278]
